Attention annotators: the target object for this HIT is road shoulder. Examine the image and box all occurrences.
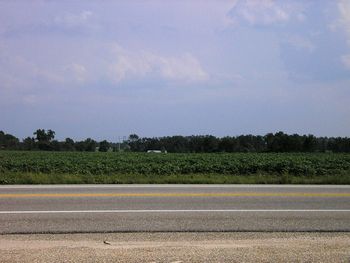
[1,232,349,262]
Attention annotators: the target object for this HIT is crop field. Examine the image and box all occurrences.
[0,151,350,184]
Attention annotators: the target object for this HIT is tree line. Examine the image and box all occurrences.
[1,129,350,153]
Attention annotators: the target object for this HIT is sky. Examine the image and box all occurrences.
[1,0,350,141]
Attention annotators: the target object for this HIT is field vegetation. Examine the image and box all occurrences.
[1,151,349,184]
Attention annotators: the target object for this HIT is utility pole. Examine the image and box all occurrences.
[117,136,126,152]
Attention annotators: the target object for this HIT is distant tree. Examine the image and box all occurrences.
[2,129,350,153]
[22,137,36,150]
[99,140,110,152]
[155,136,188,153]
[128,134,139,142]
[33,129,55,151]
[303,135,317,152]
[75,138,97,151]
[218,137,237,152]
[85,138,97,152]
[202,135,218,152]
[33,129,55,142]
[0,131,20,149]
[265,132,286,152]
[237,135,257,152]
[63,138,75,151]
[50,140,61,151]
[128,134,144,151]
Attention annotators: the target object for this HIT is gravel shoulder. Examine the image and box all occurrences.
[0,232,349,262]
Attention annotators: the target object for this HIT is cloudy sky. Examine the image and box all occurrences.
[1,0,350,140]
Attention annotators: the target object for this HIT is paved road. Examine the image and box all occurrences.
[0,184,349,233]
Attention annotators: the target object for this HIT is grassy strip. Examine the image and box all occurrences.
[1,172,350,184]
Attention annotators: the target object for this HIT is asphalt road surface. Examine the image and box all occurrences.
[0,184,349,234]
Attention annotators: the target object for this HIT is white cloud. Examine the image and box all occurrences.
[34,68,65,84]
[0,48,87,92]
[335,0,350,70]
[108,46,153,82]
[337,0,350,43]
[0,40,208,101]
[341,54,350,69]
[64,63,87,83]
[0,53,48,90]
[108,45,208,83]
[22,94,38,105]
[228,0,304,26]
[157,54,208,81]
[54,10,95,29]
[284,35,315,52]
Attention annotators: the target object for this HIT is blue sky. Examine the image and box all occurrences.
[1,0,350,141]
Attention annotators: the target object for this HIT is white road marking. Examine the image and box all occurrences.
[0,209,350,214]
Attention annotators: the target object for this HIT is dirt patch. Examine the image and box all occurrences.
[0,233,349,262]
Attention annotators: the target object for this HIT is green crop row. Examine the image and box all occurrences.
[1,151,350,177]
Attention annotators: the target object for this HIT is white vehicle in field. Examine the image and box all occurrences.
[147,150,167,153]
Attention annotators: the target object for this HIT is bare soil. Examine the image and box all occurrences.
[0,232,349,262]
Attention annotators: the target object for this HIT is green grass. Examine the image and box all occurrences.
[0,151,350,184]
[1,172,350,184]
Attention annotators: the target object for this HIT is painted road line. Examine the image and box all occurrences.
[0,209,350,214]
[0,192,349,198]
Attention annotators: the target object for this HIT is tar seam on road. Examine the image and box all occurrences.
[0,192,350,198]
[1,209,350,214]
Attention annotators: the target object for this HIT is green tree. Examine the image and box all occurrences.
[128,134,139,141]
[33,129,55,142]
[303,135,317,152]
[33,129,55,151]
[63,138,75,151]
[22,137,36,150]
[99,140,110,152]
[0,131,19,149]
[85,138,97,151]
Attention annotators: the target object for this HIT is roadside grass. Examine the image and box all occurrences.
[1,172,350,184]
